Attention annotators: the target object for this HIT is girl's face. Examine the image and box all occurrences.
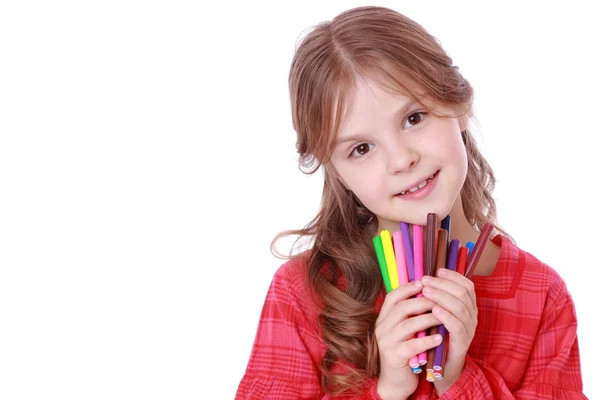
[328,78,468,230]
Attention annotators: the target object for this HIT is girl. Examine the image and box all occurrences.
[236,6,586,399]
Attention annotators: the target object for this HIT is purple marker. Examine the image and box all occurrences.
[433,239,461,370]
[400,222,414,282]
[446,239,460,271]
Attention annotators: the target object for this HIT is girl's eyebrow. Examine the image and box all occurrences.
[334,98,417,148]
[335,132,368,148]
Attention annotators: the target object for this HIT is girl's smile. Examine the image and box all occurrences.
[394,169,440,199]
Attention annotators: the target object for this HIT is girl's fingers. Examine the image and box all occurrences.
[422,285,475,322]
[436,269,476,305]
[399,334,443,361]
[376,296,436,335]
[422,271,476,308]
[388,312,440,342]
[377,281,426,323]
[432,305,472,341]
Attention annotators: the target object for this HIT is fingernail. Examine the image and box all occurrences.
[423,287,432,294]
[422,276,432,284]
[433,334,442,342]
[433,306,442,315]
[438,268,448,277]
[414,280,423,288]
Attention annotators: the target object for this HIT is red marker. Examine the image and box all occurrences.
[464,223,493,278]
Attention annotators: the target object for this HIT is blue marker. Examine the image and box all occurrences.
[466,241,475,257]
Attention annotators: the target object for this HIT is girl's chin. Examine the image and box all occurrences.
[378,208,454,228]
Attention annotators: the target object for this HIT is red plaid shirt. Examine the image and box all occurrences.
[236,235,587,399]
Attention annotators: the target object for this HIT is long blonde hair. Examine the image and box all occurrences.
[272,6,509,396]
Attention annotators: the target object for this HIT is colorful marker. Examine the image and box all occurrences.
[441,215,451,244]
[466,241,475,257]
[434,239,460,376]
[373,235,392,292]
[400,222,415,282]
[425,213,438,277]
[391,230,419,373]
[413,225,427,366]
[380,230,399,289]
[464,223,493,278]
[424,213,438,380]
[456,246,469,276]
[427,228,448,374]
[392,231,409,288]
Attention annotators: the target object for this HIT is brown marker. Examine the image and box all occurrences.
[435,228,448,272]
[424,213,438,381]
[425,213,438,277]
[426,228,448,375]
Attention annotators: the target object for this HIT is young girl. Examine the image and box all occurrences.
[236,6,586,399]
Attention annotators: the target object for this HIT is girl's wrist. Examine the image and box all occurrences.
[376,380,409,400]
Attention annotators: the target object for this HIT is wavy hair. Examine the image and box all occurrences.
[272,6,510,396]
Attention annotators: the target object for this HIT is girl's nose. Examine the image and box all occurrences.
[386,141,419,174]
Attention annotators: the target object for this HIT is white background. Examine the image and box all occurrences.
[0,1,597,399]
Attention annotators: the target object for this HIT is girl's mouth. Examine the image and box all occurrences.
[397,170,439,196]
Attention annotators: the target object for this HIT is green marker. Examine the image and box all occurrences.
[373,235,392,293]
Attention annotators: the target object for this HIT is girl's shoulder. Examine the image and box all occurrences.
[474,235,571,300]
[271,250,311,288]
[268,250,322,321]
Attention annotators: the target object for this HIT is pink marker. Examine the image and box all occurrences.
[393,230,419,370]
[412,225,427,365]
[392,231,409,286]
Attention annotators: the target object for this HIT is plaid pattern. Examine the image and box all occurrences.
[236,235,587,399]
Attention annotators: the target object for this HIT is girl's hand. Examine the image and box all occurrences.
[421,268,478,394]
[375,280,443,400]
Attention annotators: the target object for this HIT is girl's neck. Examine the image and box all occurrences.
[448,198,501,276]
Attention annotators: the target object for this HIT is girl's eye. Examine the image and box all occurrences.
[350,143,374,158]
[403,111,427,129]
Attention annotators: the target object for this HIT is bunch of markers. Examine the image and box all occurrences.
[372,213,492,382]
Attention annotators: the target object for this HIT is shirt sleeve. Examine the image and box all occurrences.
[433,287,587,399]
[235,261,383,400]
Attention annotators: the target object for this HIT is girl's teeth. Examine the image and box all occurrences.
[400,174,435,195]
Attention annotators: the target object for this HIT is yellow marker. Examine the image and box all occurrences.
[380,230,399,289]
[426,371,435,382]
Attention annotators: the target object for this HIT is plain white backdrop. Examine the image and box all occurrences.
[0,1,597,399]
